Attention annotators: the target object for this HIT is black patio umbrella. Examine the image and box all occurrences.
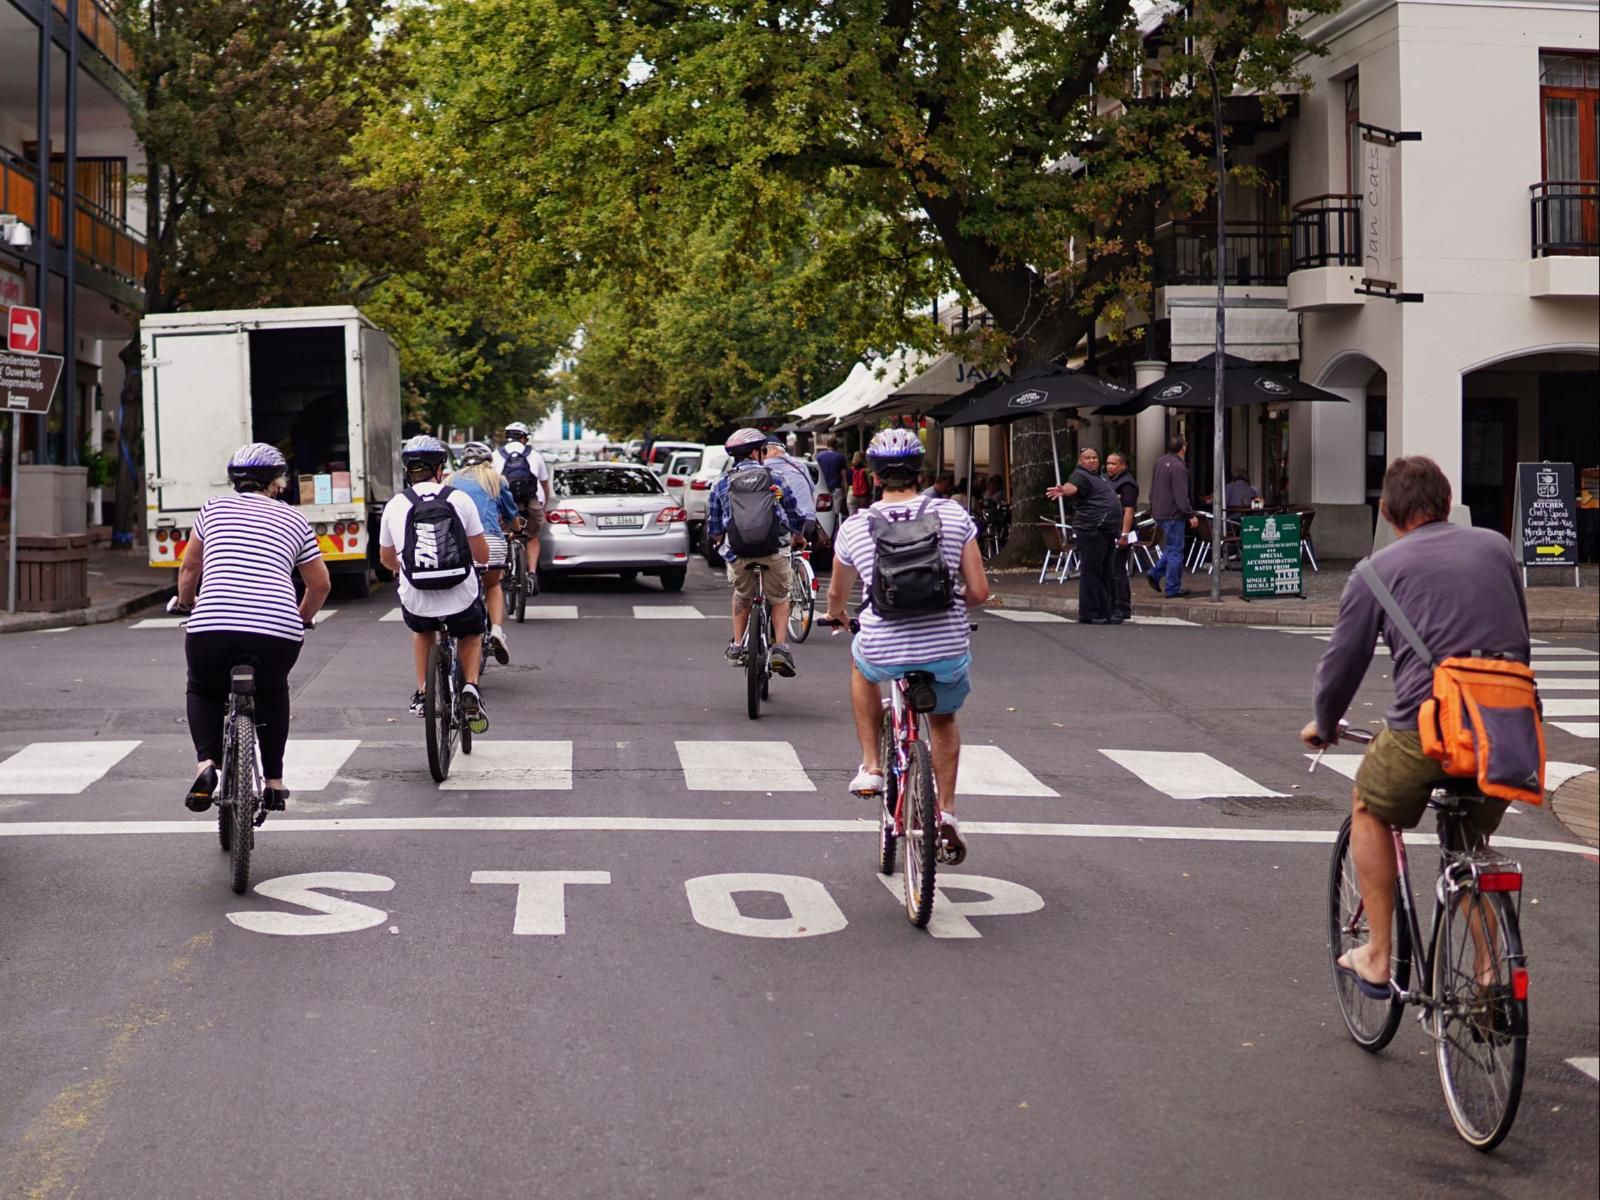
[938,363,1137,429]
[1095,353,1348,415]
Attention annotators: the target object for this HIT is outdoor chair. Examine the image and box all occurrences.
[1039,523,1074,584]
[1297,509,1319,572]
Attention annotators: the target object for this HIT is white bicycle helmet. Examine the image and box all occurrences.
[724,427,768,459]
[865,427,924,474]
[227,442,288,491]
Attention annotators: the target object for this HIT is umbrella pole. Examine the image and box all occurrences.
[1209,62,1226,604]
[1047,411,1068,528]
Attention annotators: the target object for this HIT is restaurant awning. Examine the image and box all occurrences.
[824,348,935,426]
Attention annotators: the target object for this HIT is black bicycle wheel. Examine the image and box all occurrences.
[1432,889,1527,1151]
[876,708,898,876]
[901,737,937,928]
[425,642,451,782]
[745,608,765,720]
[788,560,814,643]
[459,662,473,756]
[228,716,256,895]
[1327,815,1410,1050]
[217,799,231,851]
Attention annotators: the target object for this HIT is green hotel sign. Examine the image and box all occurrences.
[1240,512,1303,599]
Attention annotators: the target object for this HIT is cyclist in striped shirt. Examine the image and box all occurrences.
[177,443,330,813]
[825,428,990,863]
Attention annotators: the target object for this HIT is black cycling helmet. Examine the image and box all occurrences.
[227,442,288,492]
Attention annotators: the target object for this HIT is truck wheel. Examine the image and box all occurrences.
[335,569,372,600]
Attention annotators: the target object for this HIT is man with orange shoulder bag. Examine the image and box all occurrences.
[1300,456,1543,999]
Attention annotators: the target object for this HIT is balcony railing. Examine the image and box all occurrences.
[1291,194,1361,270]
[0,149,147,293]
[1154,220,1291,287]
[1530,181,1599,257]
[53,0,135,76]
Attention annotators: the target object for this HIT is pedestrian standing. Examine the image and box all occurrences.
[1047,447,1123,624]
[1145,436,1199,599]
[816,435,849,519]
[1104,452,1139,621]
[849,451,872,514]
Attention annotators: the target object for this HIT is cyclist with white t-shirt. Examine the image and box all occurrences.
[380,435,492,731]
[493,422,551,575]
[825,428,991,863]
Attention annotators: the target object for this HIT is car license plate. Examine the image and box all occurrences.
[598,515,644,529]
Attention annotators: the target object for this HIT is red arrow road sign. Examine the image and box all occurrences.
[7,305,41,354]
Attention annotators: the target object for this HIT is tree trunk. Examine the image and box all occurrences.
[112,340,143,545]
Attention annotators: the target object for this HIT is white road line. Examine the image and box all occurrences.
[0,741,142,795]
[1543,698,1600,718]
[634,606,708,620]
[989,610,1068,624]
[439,740,573,791]
[1307,753,1363,781]
[1123,615,1199,626]
[1099,749,1286,800]
[1533,678,1599,692]
[1247,626,1331,634]
[282,740,361,792]
[1551,721,1599,739]
[522,606,580,620]
[1533,661,1600,672]
[1567,1057,1600,1083]
[317,608,338,621]
[675,740,814,791]
[1546,761,1596,791]
[958,745,1059,797]
[380,607,405,622]
[0,816,1589,855]
[36,626,73,634]
[129,617,185,629]
[1534,646,1597,657]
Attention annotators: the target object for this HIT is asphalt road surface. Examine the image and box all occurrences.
[2,563,1596,1199]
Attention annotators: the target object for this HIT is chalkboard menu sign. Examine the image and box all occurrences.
[1515,462,1579,573]
[1241,512,1304,599]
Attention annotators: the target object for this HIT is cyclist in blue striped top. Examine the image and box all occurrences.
[825,428,990,863]
[177,443,330,813]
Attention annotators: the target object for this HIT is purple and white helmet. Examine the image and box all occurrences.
[227,442,288,489]
[865,427,924,474]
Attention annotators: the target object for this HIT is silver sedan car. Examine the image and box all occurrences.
[538,463,692,591]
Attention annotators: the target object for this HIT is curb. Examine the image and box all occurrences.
[0,581,176,635]
[988,587,1599,633]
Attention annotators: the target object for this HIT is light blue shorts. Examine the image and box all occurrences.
[852,652,972,715]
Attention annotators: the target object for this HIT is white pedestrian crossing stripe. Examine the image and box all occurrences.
[1533,678,1599,692]
[1568,1056,1600,1083]
[957,746,1059,796]
[990,610,1067,623]
[0,741,141,795]
[282,740,361,791]
[1543,698,1600,718]
[521,606,580,620]
[1533,660,1600,672]
[380,607,405,622]
[130,617,185,629]
[675,741,814,792]
[439,741,574,791]
[1551,721,1598,739]
[1100,749,1286,800]
[1123,615,1199,626]
[1533,646,1596,657]
[1309,754,1593,796]
[634,606,708,620]
[1308,753,1362,782]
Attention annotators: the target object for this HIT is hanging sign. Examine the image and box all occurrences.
[1241,512,1304,599]
[1354,123,1424,303]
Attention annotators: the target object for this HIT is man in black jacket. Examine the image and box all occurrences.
[1104,452,1139,621]
[1145,436,1199,598]
[1047,447,1123,624]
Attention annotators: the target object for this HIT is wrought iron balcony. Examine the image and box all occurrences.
[1290,194,1361,271]
[1530,181,1599,257]
[1154,220,1291,288]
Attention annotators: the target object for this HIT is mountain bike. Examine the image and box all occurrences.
[788,547,816,643]
[425,625,474,781]
[739,563,774,720]
[1324,726,1528,1150]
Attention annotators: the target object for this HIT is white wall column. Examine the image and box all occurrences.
[1289,385,1372,558]
[952,426,974,489]
[1133,360,1168,498]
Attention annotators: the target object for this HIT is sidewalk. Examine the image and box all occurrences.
[1551,770,1599,848]
[988,561,1600,633]
[0,544,175,634]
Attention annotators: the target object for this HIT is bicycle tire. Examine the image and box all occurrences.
[459,660,474,756]
[745,608,765,720]
[789,559,814,643]
[876,709,898,876]
[1327,816,1409,1051]
[425,642,451,782]
[217,800,231,851]
[901,737,937,928]
[1432,889,1526,1151]
[228,716,256,895]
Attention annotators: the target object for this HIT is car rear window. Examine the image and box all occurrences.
[554,468,664,497]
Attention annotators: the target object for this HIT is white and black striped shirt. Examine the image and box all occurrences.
[186,493,321,642]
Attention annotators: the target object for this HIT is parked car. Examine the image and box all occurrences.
[692,453,836,570]
[643,440,704,475]
[539,463,692,591]
[682,445,730,549]
[661,448,704,506]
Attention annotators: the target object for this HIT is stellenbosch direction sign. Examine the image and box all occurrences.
[1,305,63,415]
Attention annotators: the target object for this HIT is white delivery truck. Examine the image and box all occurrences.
[139,305,402,597]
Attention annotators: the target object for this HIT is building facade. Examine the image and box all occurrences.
[0,0,145,524]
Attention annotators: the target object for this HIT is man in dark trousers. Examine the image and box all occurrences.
[1047,447,1123,624]
[1145,436,1199,599]
[1104,452,1139,622]
[815,435,849,518]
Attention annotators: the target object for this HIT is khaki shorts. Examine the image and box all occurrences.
[726,553,792,599]
[521,506,544,534]
[1355,728,1507,839]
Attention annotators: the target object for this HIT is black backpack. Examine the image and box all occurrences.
[500,447,539,504]
[867,498,956,618]
[401,486,473,590]
[724,467,785,558]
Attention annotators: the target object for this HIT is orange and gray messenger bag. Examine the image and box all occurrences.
[1355,560,1546,805]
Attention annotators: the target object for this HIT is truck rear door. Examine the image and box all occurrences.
[358,325,400,505]
[147,325,248,512]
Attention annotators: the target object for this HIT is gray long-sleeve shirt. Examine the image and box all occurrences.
[1312,521,1530,741]
[1149,453,1195,520]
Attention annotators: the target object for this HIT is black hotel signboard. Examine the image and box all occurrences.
[1515,462,1579,575]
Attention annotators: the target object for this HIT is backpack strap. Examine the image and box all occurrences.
[1354,558,1435,668]
[404,486,420,507]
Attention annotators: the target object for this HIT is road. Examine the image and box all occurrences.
[1,563,1596,1199]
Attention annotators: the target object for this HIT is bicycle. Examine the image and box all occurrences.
[738,563,775,720]
[787,547,817,644]
[504,533,529,623]
[1323,725,1528,1150]
[425,623,476,782]
[821,615,971,929]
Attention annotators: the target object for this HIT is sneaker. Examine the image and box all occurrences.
[1165,588,1193,599]
[768,643,797,677]
[408,689,426,717]
[185,763,218,813]
[725,641,748,666]
[263,786,290,812]
[1145,573,1162,593]
[488,626,511,665]
[461,684,489,734]
[936,812,968,865]
[849,765,885,795]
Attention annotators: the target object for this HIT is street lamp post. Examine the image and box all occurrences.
[1207,63,1227,604]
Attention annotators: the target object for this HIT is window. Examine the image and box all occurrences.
[1539,52,1599,249]
[553,468,664,497]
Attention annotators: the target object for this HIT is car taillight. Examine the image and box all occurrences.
[1477,870,1522,892]
[546,508,585,526]
[815,492,832,511]
[656,507,688,524]
[690,479,711,490]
